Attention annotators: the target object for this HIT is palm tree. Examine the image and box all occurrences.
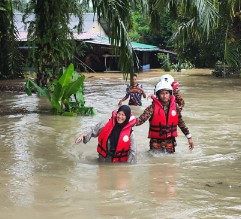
[23,0,235,86]
[24,0,87,86]
[220,0,241,73]
[91,0,144,80]
[148,0,240,74]
[23,0,145,86]
[0,0,22,79]
[2,0,240,83]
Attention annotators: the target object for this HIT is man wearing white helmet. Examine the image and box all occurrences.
[159,74,185,111]
[135,80,194,153]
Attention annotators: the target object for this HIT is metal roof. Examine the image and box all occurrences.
[15,13,175,54]
[84,35,160,52]
[14,13,97,33]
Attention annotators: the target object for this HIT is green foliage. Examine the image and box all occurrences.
[129,10,175,48]
[171,0,241,71]
[0,0,23,79]
[25,64,96,116]
[212,61,240,78]
[91,0,141,81]
[23,0,87,86]
[22,0,142,85]
[157,53,171,72]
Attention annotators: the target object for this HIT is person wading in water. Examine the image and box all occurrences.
[75,105,137,163]
[136,80,194,153]
[118,74,146,106]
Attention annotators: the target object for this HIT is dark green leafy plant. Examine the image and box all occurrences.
[158,53,171,72]
[0,0,23,79]
[26,63,96,116]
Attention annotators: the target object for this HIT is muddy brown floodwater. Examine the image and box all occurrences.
[1,69,241,219]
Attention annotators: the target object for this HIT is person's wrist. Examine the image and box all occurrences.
[186,134,192,139]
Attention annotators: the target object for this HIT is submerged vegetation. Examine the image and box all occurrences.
[26,64,96,116]
[0,0,241,116]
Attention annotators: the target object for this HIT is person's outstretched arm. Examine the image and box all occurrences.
[75,120,106,144]
[118,94,129,105]
[135,104,153,126]
[177,107,194,151]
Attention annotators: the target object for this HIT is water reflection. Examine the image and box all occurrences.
[4,99,40,206]
[97,164,131,190]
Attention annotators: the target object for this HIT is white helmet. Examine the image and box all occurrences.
[155,80,173,95]
[160,74,174,85]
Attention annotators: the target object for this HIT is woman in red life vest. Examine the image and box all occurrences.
[136,80,194,153]
[75,105,137,163]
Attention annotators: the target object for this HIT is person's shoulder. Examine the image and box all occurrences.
[97,119,108,128]
[173,88,181,94]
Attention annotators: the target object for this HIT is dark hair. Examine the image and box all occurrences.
[133,73,138,77]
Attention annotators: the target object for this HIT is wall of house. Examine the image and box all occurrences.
[87,21,107,37]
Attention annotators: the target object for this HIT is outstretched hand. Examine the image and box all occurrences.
[188,138,194,151]
[75,134,85,144]
[147,94,154,101]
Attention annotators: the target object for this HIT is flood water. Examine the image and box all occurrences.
[1,69,241,219]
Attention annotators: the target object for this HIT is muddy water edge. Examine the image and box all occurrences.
[1,69,241,219]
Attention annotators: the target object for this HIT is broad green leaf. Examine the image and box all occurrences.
[75,90,85,106]
[58,63,74,88]
[72,71,81,81]
[51,83,62,112]
[43,88,51,102]
[25,79,32,96]
[52,82,65,103]
[63,75,85,99]
[25,79,48,96]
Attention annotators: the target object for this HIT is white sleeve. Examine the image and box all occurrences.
[83,120,107,143]
[127,131,137,163]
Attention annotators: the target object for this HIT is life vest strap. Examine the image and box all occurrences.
[98,144,107,153]
[113,149,129,158]
[149,127,177,133]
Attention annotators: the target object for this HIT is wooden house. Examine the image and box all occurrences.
[15,13,167,72]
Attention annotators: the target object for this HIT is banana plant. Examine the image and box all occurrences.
[25,63,96,116]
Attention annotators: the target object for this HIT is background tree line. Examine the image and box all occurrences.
[0,0,240,83]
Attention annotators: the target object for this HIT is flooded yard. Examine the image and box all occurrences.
[1,69,241,219]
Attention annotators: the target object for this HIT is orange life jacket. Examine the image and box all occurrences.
[148,96,178,139]
[97,110,136,162]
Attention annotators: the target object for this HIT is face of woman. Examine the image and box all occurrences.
[158,90,170,103]
[116,111,126,124]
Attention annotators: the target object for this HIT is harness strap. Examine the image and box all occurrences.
[113,148,129,159]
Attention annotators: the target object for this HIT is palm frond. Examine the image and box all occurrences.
[91,0,140,80]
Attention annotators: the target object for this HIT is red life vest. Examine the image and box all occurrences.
[172,81,179,90]
[97,110,136,162]
[148,96,178,139]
